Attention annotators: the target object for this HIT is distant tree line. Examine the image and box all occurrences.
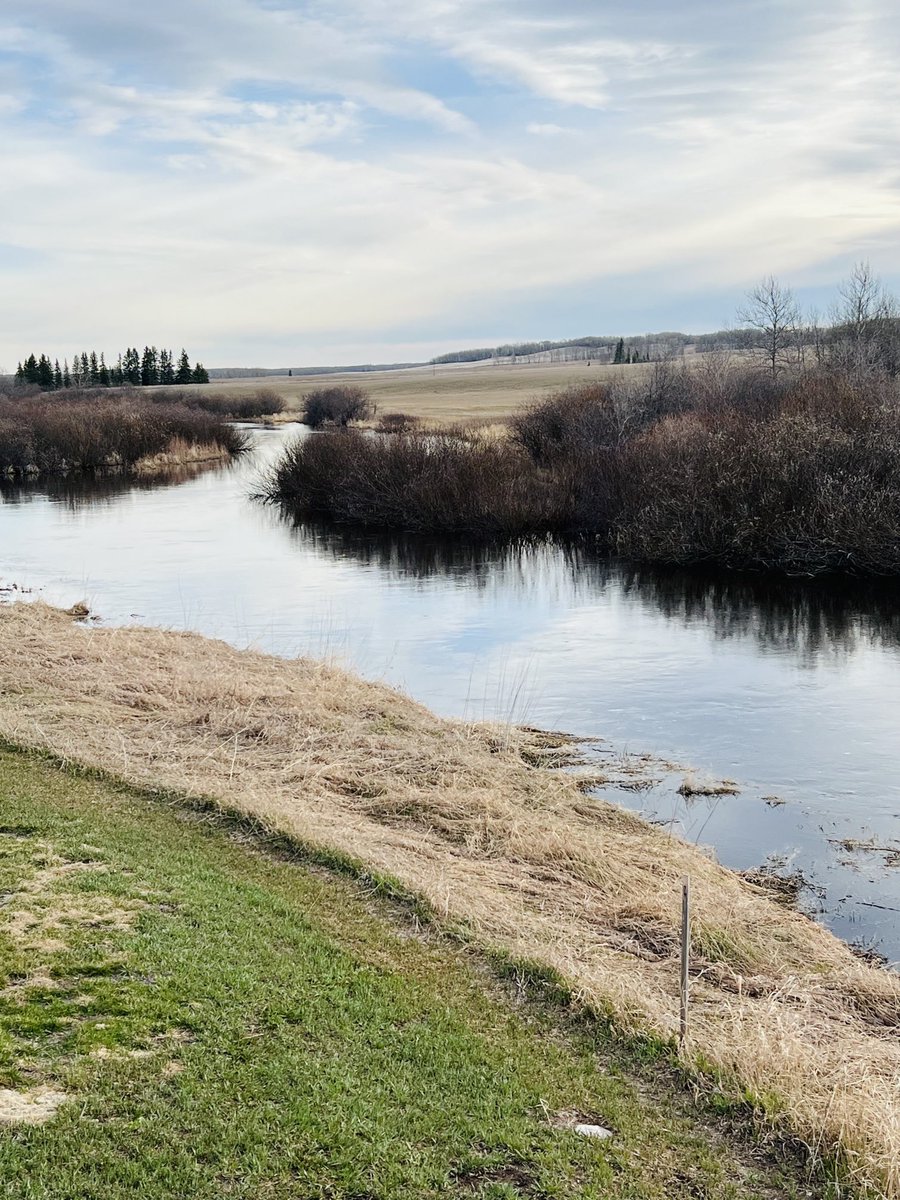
[14,347,209,391]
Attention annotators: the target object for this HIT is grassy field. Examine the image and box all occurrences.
[1,604,898,1197]
[194,361,647,425]
[0,746,819,1199]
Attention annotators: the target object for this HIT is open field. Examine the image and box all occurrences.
[0,604,898,1196]
[0,744,819,1199]
[194,360,647,425]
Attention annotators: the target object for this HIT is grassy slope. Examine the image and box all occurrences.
[0,747,815,1200]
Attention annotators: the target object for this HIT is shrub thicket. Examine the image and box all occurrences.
[262,430,567,536]
[0,388,248,477]
[263,364,900,575]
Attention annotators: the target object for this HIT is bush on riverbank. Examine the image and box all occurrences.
[301,385,371,429]
[0,389,248,477]
[262,429,570,535]
[160,387,284,419]
[264,366,900,575]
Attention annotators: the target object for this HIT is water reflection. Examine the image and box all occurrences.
[617,564,900,661]
[284,519,900,664]
[0,459,235,512]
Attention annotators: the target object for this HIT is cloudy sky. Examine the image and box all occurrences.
[2,0,900,369]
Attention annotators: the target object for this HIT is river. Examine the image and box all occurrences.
[2,424,899,960]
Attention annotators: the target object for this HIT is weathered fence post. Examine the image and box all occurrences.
[679,876,691,1052]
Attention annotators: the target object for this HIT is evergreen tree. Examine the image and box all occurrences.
[192,361,209,384]
[63,360,71,389]
[14,363,24,384]
[38,354,55,390]
[54,359,63,390]
[89,351,100,386]
[175,348,193,385]
[80,352,90,384]
[613,338,625,364]
[141,345,159,387]
[98,353,110,387]
[124,348,141,386]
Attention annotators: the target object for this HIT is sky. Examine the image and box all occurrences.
[2,0,900,369]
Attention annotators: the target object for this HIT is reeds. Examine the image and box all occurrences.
[0,602,898,1196]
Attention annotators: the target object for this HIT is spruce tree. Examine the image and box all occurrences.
[613,338,625,364]
[63,360,71,388]
[141,345,159,387]
[38,354,55,390]
[192,361,209,384]
[89,351,100,386]
[54,359,63,389]
[175,349,193,385]
[99,353,110,387]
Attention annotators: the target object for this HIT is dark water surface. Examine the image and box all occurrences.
[3,425,899,960]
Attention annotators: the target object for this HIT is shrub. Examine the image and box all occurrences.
[302,386,372,429]
[376,412,421,434]
[262,366,900,576]
[0,391,248,477]
[261,430,569,537]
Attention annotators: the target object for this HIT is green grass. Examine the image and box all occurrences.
[0,747,819,1199]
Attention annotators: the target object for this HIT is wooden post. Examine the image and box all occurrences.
[679,876,691,1052]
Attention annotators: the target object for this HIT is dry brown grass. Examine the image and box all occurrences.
[188,361,650,426]
[0,602,897,1195]
[133,437,232,474]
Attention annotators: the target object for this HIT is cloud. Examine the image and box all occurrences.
[1,0,899,366]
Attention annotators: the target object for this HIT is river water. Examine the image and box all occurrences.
[2,424,899,960]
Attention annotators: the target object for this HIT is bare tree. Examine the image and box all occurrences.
[832,261,900,376]
[738,276,800,376]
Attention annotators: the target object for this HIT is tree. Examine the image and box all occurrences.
[613,338,625,365]
[192,361,209,384]
[159,349,175,385]
[54,359,63,390]
[98,353,110,388]
[63,360,71,389]
[738,276,800,376]
[38,354,55,390]
[832,261,900,376]
[141,345,159,387]
[175,349,193,385]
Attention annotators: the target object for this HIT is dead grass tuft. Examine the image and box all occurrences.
[0,603,897,1194]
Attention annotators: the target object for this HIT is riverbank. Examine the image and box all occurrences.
[0,744,821,1198]
[0,603,898,1196]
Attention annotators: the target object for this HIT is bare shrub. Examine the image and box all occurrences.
[376,412,421,434]
[302,385,372,429]
[261,430,569,536]
[0,391,248,477]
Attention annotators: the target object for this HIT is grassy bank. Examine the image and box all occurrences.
[0,745,821,1199]
[262,366,900,575]
[0,604,897,1195]
[0,390,254,479]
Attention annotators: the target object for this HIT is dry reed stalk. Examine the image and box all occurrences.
[0,603,897,1196]
[133,438,232,474]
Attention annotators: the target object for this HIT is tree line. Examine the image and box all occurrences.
[14,347,209,391]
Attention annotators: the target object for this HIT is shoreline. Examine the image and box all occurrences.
[0,602,898,1195]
